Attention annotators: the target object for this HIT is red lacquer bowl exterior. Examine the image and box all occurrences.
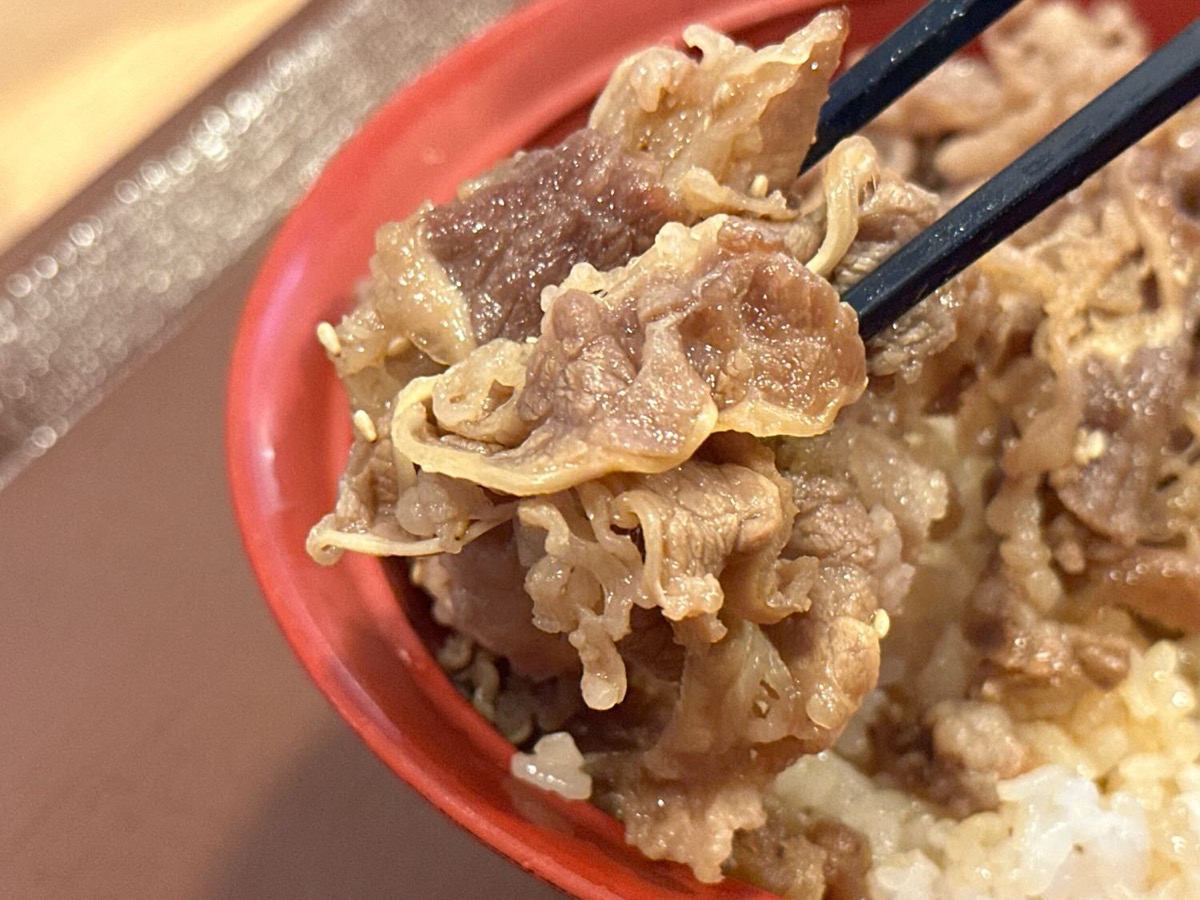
[226,1,1184,896]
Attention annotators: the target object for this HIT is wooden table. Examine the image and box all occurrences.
[0,3,563,897]
[0,0,306,252]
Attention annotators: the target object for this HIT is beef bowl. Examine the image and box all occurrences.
[226,0,1200,896]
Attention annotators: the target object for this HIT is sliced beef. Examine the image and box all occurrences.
[728,820,828,900]
[1084,546,1200,634]
[804,817,872,900]
[422,129,683,344]
[824,147,941,294]
[591,11,847,200]
[965,572,1132,692]
[1050,346,1188,545]
[390,216,865,496]
[728,814,870,900]
[871,698,1029,817]
[516,456,793,711]
[411,524,580,680]
[561,431,936,881]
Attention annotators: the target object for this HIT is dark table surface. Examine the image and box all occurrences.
[0,244,563,898]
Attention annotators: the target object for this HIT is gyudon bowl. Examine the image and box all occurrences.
[227,0,1200,897]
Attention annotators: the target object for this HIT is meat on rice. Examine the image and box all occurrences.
[308,3,1200,896]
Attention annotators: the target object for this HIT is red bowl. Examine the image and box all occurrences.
[226,0,1185,896]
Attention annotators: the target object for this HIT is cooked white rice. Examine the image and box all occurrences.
[775,638,1200,898]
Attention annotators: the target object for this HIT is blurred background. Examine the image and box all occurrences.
[0,1,561,897]
[0,0,305,252]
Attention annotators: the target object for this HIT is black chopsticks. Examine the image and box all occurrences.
[844,17,1200,339]
[802,0,1024,174]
